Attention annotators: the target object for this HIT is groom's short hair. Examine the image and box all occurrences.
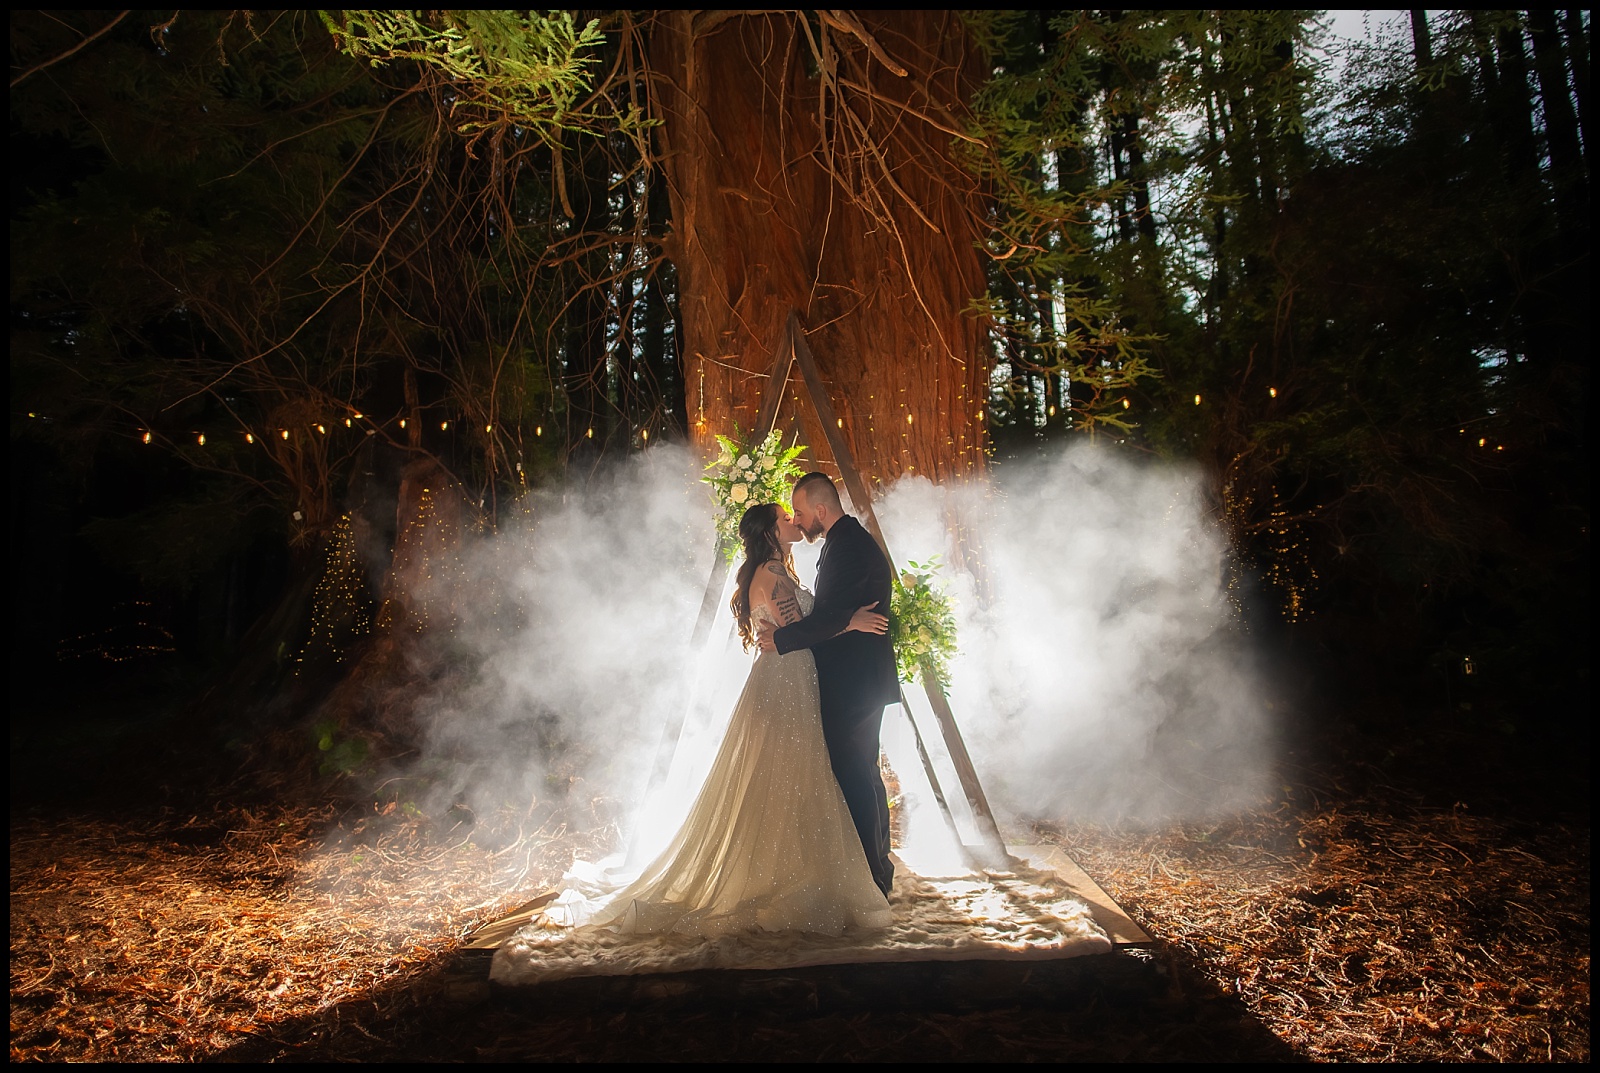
[794,471,842,511]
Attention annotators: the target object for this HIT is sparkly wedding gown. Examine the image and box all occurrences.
[546,588,891,938]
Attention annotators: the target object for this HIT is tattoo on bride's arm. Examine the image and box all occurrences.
[771,575,803,625]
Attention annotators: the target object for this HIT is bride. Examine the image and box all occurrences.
[548,501,893,938]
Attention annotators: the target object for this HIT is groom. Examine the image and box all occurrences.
[759,472,898,896]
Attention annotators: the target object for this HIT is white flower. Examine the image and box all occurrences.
[736,455,753,471]
[730,482,749,504]
[917,626,933,644]
[902,572,918,589]
[760,455,776,471]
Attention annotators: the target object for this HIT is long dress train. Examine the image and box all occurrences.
[545,589,891,938]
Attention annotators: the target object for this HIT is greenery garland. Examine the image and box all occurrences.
[701,427,808,560]
[889,557,959,693]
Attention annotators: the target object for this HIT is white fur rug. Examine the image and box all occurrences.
[489,860,1113,987]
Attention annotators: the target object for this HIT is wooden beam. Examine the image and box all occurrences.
[785,313,889,557]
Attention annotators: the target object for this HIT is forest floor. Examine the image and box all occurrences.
[9,678,1591,1062]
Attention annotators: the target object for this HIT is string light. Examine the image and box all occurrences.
[353,412,363,419]
[1122,399,1131,409]
[298,514,371,667]
[586,428,594,439]
[246,432,255,443]
[345,418,352,428]
[485,424,493,433]
[142,431,152,444]
[1269,387,1278,398]
[440,421,449,431]
[1194,394,1202,405]
[536,425,542,436]
[317,424,326,435]
[1478,437,1486,447]
[281,429,290,440]
[400,419,407,429]
[197,433,205,445]
[641,428,649,441]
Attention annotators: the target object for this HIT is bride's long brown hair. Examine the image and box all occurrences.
[730,503,795,650]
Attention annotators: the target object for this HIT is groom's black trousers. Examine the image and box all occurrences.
[820,696,893,894]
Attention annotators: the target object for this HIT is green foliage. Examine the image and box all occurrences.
[321,9,607,140]
[701,427,808,558]
[313,718,370,776]
[889,558,958,693]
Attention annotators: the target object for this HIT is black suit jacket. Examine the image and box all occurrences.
[773,515,900,712]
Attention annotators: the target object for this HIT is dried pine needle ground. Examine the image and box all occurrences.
[10,733,1590,1062]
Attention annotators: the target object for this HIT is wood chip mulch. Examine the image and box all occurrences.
[9,736,1590,1062]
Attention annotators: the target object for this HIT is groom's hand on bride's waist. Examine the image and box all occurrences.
[757,625,777,653]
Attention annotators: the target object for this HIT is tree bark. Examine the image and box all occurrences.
[649,10,990,490]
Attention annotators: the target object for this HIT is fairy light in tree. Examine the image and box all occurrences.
[281,429,290,440]
[1194,394,1202,405]
[299,513,371,668]
[246,432,255,443]
[197,433,206,446]
[441,421,449,431]
[1269,387,1278,398]
[345,418,352,428]
[142,431,152,444]
[317,424,326,435]
[400,419,407,429]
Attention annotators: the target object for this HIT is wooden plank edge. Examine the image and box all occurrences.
[1009,844,1153,946]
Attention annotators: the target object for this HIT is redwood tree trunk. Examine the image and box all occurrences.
[650,11,990,491]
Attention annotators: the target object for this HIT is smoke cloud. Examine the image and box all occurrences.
[395,440,1272,868]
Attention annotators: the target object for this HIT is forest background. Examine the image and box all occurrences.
[8,9,1590,785]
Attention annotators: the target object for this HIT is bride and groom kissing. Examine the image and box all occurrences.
[558,471,900,937]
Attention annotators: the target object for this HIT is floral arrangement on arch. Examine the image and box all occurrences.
[889,557,958,693]
[702,426,808,559]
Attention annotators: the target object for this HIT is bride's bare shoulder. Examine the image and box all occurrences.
[748,559,790,598]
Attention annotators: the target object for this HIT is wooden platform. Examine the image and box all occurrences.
[466,844,1147,953]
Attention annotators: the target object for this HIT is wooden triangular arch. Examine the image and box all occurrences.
[648,311,1011,866]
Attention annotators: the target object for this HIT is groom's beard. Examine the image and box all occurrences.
[800,517,825,542]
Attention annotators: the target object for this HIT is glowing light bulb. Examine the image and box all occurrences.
[246,433,254,443]
[142,431,152,444]
[317,424,326,434]
[485,424,492,433]
[441,421,449,431]
[281,429,290,440]
[641,429,649,441]
[400,419,407,429]
[1478,437,1486,447]
[1194,394,1202,405]
[1122,399,1131,409]
[907,414,914,425]
[837,418,843,428]
[197,433,206,445]
[1048,405,1056,417]
[1269,387,1278,398]
[536,425,542,437]
[353,412,363,419]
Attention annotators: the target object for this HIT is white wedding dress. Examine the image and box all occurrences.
[543,587,892,939]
